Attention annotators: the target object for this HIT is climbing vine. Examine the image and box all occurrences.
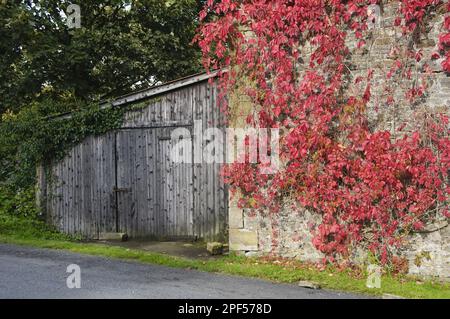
[196,0,450,264]
[0,99,126,191]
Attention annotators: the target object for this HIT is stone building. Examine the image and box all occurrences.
[228,2,450,280]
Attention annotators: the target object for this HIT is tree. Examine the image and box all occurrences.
[0,0,204,114]
[0,1,35,113]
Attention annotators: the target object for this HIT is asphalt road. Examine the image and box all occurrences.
[0,244,366,299]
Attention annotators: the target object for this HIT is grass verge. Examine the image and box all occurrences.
[0,213,449,299]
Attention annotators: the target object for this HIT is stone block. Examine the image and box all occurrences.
[229,229,258,251]
[98,232,128,241]
[298,281,321,290]
[229,206,244,229]
[207,242,224,255]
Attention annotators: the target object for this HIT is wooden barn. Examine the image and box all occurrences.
[37,72,229,241]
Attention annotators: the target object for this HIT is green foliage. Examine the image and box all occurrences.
[0,186,38,218]
[0,1,35,113]
[0,208,70,241]
[0,185,69,241]
[0,98,126,190]
[0,0,203,114]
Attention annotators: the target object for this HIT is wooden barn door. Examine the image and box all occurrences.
[115,127,194,239]
[156,127,194,239]
[46,133,117,239]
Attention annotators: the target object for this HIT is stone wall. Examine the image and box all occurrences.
[229,203,324,262]
[228,1,449,280]
[230,201,449,280]
[404,221,450,279]
[348,2,450,135]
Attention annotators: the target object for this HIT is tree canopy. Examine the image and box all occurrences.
[0,0,203,114]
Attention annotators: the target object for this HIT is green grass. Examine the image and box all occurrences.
[0,212,449,299]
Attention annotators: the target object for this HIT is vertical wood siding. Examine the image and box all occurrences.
[41,80,228,241]
[46,133,116,238]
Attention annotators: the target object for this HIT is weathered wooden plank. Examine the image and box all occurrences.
[219,81,229,241]
[96,136,103,238]
[150,130,156,236]
[56,162,62,231]
[69,147,74,235]
[173,139,179,237]
[157,137,165,237]
[188,88,196,238]
[184,141,194,237]
[213,81,228,240]
[199,82,206,239]
[136,130,146,237]
[60,155,66,234]
[108,133,115,235]
[125,130,132,236]
[135,130,143,236]
[119,130,133,236]
[97,137,104,237]
[103,132,116,235]
[56,157,64,233]
[203,82,212,240]
[101,136,109,236]
[116,131,125,234]
[130,131,138,238]
[183,86,190,120]
[162,93,170,123]
[62,158,67,233]
[48,164,53,226]
[73,144,80,236]
[69,149,75,235]
[147,129,155,237]
[193,82,203,239]
[118,130,129,235]
[96,136,103,237]
[51,162,60,229]
[173,90,179,122]
[165,135,173,237]
[141,130,149,236]
[212,83,220,240]
[81,137,89,238]
[65,152,71,234]
[57,160,62,232]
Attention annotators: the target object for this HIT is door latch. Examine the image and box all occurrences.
[113,187,130,193]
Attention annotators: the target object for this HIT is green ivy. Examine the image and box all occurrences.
[0,186,38,218]
[0,99,126,192]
